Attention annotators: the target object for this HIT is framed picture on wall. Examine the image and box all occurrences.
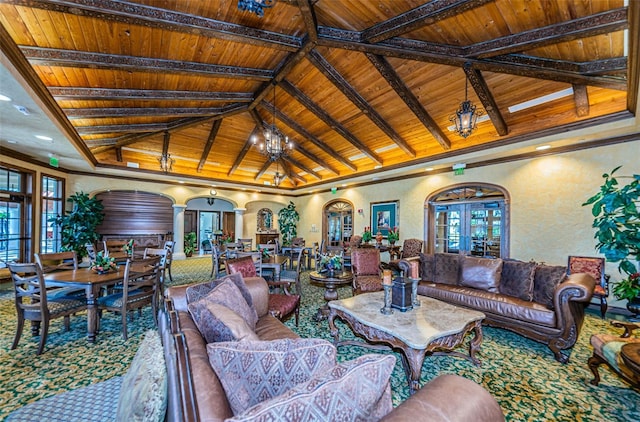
[371,200,398,236]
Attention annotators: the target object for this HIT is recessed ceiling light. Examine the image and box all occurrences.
[341,184,347,187]
[0,94,11,101]
[7,140,17,144]
[426,167,434,171]
[35,135,53,141]
[536,145,551,151]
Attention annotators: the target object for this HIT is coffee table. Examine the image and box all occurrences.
[620,343,640,381]
[328,292,485,394]
[309,270,353,321]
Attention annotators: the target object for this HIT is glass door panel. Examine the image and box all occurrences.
[0,199,22,266]
[434,206,461,254]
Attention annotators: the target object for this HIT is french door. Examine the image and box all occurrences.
[434,201,504,258]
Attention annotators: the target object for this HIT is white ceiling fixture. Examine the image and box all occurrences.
[508,88,574,114]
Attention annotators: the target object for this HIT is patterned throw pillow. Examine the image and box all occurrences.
[227,354,396,422]
[116,330,167,422]
[186,272,254,309]
[206,338,338,416]
[434,253,461,285]
[188,280,258,343]
[532,265,567,309]
[459,256,503,292]
[419,253,435,281]
[499,259,536,301]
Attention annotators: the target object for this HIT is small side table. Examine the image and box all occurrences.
[309,270,353,321]
[620,343,640,380]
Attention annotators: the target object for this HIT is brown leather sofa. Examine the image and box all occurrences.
[163,275,505,421]
[400,253,596,363]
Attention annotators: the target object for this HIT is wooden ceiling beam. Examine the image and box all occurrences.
[228,126,261,177]
[255,160,272,181]
[366,53,451,150]
[48,87,254,102]
[463,64,508,136]
[318,32,627,90]
[65,107,229,119]
[291,146,338,176]
[283,156,321,179]
[578,57,628,75]
[21,47,273,81]
[5,0,300,52]
[362,0,492,43]
[572,84,590,117]
[198,120,222,172]
[280,160,305,185]
[84,139,118,147]
[307,50,415,157]
[280,80,383,165]
[115,147,122,162]
[260,100,355,172]
[465,8,628,59]
[296,0,318,42]
[161,131,170,156]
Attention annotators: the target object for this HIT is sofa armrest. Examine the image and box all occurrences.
[380,374,504,422]
[553,272,595,310]
[243,276,270,318]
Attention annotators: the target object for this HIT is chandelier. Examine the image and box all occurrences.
[254,87,293,161]
[158,153,175,172]
[238,0,275,17]
[449,72,483,138]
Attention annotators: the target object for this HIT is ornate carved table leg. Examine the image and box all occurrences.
[468,320,483,366]
[327,308,341,343]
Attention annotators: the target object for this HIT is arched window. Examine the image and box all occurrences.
[425,184,510,258]
[323,200,353,249]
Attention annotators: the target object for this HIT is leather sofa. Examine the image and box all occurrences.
[400,253,596,363]
[163,275,505,421]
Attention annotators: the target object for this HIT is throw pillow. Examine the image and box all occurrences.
[116,330,167,422]
[227,354,396,422]
[186,272,254,310]
[434,253,461,285]
[206,338,337,416]
[499,259,536,301]
[188,280,258,343]
[532,264,567,309]
[460,256,503,292]
[206,303,259,341]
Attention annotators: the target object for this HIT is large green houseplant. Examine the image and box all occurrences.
[51,192,104,259]
[184,231,197,257]
[277,201,299,246]
[583,166,640,302]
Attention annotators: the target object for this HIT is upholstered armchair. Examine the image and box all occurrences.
[351,247,383,295]
[567,256,609,319]
[588,321,640,388]
[382,238,423,274]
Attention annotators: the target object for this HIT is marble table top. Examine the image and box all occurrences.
[329,292,485,350]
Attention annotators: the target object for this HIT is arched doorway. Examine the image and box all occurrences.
[323,200,354,251]
[425,184,510,258]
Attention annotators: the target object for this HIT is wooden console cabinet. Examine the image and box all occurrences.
[256,232,279,245]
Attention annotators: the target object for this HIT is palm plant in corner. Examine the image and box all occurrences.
[583,166,640,318]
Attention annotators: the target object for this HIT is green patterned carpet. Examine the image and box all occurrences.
[1,256,638,421]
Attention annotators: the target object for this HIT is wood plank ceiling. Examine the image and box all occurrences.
[0,0,634,190]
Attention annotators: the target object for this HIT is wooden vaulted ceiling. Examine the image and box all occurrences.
[0,0,636,190]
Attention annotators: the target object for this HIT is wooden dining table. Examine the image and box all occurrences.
[260,254,290,280]
[44,268,125,342]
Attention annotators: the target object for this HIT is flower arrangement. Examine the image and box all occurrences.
[90,251,117,273]
[612,272,640,301]
[259,246,271,260]
[220,231,234,244]
[319,252,343,272]
[362,226,372,243]
[122,239,134,255]
[387,227,400,244]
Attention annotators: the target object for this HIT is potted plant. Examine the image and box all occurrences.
[90,251,117,274]
[362,226,372,244]
[319,252,343,277]
[277,201,299,246]
[184,231,197,257]
[51,192,104,259]
[387,227,400,245]
[583,166,640,310]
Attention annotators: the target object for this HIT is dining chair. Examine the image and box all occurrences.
[257,243,278,280]
[567,255,609,319]
[351,247,383,295]
[34,251,78,273]
[7,262,87,354]
[238,238,253,251]
[163,240,175,283]
[267,250,304,326]
[85,243,97,261]
[97,256,161,340]
[210,244,227,278]
[143,247,169,302]
[382,238,424,274]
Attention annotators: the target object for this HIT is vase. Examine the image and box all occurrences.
[627,297,640,321]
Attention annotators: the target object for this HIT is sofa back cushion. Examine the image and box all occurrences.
[419,253,435,281]
[186,272,254,309]
[207,338,337,416]
[460,256,503,292]
[533,264,567,309]
[499,259,536,301]
[434,253,461,285]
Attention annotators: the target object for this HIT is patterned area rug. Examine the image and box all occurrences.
[0,256,638,421]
